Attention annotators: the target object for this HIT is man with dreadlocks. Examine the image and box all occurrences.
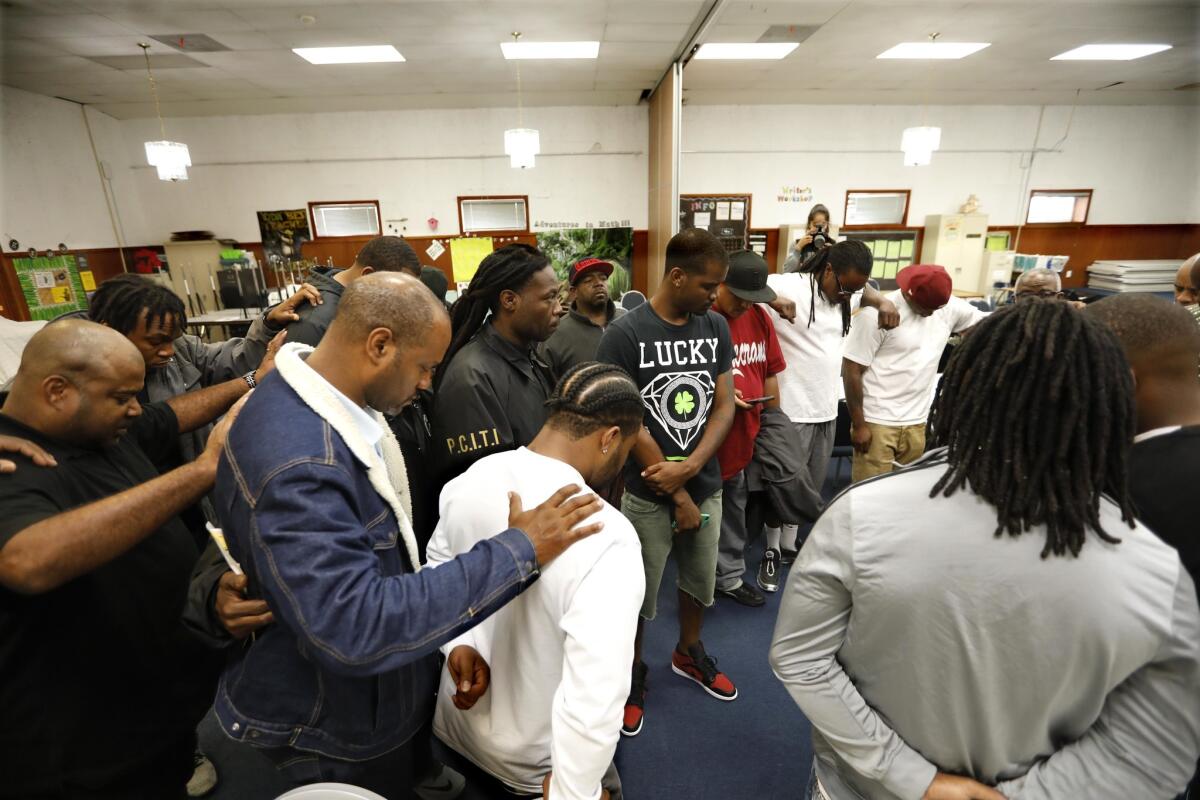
[760,239,899,567]
[771,300,1200,800]
[431,244,561,486]
[429,362,645,800]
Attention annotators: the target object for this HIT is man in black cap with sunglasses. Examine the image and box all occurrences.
[540,258,625,382]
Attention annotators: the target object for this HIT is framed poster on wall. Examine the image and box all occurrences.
[13,255,89,321]
[680,194,752,252]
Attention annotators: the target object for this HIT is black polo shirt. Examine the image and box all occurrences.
[0,401,206,796]
[430,322,555,485]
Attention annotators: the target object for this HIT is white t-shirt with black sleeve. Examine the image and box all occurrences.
[843,290,985,427]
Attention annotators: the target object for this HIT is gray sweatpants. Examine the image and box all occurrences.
[796,419,835,507]
[716,471,750,591]
[778,420,835,551]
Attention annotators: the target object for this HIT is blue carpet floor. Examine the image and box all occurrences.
[199,460,850,799]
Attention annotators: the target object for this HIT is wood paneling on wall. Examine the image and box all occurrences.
[987,224,1200,289]
[4,224,1194,319]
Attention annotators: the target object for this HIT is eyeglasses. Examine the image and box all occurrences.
[1015,289,1064,301]
[830,269,853,300]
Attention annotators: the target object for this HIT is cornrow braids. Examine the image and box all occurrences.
[545,361,644,439]
[928,299,1137,558]
[436,243,550,389]
[795,239,873,336]
[88,273,186,336]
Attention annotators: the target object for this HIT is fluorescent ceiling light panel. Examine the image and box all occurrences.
[877,42,990,59]
[694,42,798,60]
[500,41,599,59]
[292,45,405,64]
[1050,44,1171,61]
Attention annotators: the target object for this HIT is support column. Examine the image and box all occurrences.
[646,62,681,297]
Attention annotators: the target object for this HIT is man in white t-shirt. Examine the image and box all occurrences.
[761,240,899,564]
[842,264,984,482]
[428,362,646,800]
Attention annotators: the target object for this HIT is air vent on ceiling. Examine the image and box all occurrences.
[757,25,819,44]
[89,54,207,70]
[150,33,230,53]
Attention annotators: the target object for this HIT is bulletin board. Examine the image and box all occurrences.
[840,230,920,289]
[679,194,752,253]
[12,255,90,321]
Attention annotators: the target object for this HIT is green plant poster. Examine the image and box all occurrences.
[536,227,633,299]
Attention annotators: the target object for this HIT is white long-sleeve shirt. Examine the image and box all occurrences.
[770,451,1200,800]
[427,447,644,800]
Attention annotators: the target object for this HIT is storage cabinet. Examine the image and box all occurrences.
[919,214,988,293]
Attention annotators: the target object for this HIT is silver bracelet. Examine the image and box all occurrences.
[242,371,257,389]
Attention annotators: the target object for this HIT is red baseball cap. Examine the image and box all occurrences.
[570,257,614,285]
[897,264,952,310]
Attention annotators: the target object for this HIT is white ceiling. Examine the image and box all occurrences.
[0,0,1196,118]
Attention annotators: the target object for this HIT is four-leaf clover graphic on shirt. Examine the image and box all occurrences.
[674,390,696,416]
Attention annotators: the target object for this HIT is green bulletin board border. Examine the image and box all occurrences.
[13,255,89,321]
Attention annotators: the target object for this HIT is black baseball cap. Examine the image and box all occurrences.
[725,250,777,303]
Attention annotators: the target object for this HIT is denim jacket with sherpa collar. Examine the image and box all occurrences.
[212,342,540,760]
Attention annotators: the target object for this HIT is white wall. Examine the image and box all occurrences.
[115,106,649,245]
[0,86,145,251]
[4,94,1196,254]
[682,104,1200,229]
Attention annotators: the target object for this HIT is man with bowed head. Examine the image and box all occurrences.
[0,319,251,799]
[213,272,608,798]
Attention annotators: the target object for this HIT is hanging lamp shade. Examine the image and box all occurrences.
[504,127,539,169]
[901,126,941,166]
[144,140,191,181]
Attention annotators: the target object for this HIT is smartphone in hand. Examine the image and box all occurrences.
[742,395,775,405]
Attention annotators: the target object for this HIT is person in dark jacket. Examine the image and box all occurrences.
[431,244,561,485]
[540,257,625,382]
[213,273,604,799]
[88,273,310,491]
[87,273,298,796]
[285,235,421,346]
[420,265,450,310]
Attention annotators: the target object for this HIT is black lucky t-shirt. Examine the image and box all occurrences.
[597,303,733,504]
[0,402,205,794]
[1130,426,1200,585]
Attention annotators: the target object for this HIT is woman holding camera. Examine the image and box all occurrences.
[784,203,837,272]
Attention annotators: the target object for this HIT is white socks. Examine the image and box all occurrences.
[767,524,801,552]
[765,526,781,551]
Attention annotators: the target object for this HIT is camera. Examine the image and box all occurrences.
[811,223,830,250]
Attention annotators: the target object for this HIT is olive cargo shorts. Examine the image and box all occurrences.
[621,490,723,620]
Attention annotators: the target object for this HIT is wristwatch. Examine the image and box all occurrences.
[242,371,257,389]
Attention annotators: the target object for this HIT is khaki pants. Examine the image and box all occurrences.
[851,422,926,482]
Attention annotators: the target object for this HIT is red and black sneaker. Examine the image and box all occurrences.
[621,661,648,736]
[671,642,737,701]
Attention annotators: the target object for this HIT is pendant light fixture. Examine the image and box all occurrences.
[504,32,540,169]
[900,34,943,167]
[139,43,191,181]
